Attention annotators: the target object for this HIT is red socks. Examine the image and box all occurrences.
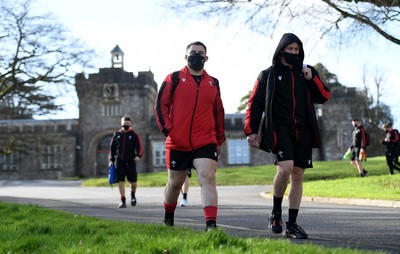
[203,206,218,222]
[164,201,177,213]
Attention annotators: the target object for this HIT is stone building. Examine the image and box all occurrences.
[0,46,361,180]
[0,119,79,180]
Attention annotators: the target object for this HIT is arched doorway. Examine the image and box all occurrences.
[96,134,113,176]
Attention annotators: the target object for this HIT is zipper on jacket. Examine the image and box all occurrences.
[189,85,200,150]
[291,70,297,129]
[269,71,276,150]
[121,133,126,161]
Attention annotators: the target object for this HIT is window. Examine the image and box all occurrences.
[102,104,121,116]
[42,145,62,169]
[0,152,18,170]
[153,141,166,166]
[228,138,250,165]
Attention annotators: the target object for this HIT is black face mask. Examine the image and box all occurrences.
[122,125,129,130]
[282,52,299,65]
[187,53,205,71]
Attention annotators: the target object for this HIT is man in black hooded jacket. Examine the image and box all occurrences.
[244,33,331,239]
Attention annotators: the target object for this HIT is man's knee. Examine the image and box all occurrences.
[276,162,293,177]
[168,177,184,188]
[197,170,215,185]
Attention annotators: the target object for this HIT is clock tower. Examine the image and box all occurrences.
[75,45,158,178]
[111,45,124,69]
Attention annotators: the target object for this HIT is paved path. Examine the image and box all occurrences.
[0,180,399,253]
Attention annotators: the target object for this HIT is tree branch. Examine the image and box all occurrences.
[321,0,400,44]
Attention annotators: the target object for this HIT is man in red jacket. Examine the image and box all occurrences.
[154,41,225,231]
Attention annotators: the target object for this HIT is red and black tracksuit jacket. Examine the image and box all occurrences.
[382,129,400,152]
[352,126,368,149]
[110,129,142,162]
[154,66,225,151]
[244,33,331,152]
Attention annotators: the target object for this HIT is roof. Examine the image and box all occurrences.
[111,45,124,55]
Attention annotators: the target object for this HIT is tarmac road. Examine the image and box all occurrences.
[0,180,399,253]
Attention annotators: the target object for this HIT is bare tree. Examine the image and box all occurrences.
[164,0,400,45]
[361,66,392,124]
[0,0,96,119]
[356,66,393,154]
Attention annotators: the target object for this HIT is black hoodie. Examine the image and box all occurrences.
[244,33,331,152]
[271,33,308,126]
[272,33,304,66]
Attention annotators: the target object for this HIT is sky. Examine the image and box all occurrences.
[36,0,399,127]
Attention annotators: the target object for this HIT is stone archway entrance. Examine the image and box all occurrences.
[96,134,113,176]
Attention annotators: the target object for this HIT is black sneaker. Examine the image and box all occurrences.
[284,222,308,239]
[268,212,283,233]
[118,202,126,208]
[363,169,369,177]
[205,221,217,232]
[131,198,137,206]
[163,217,174,227]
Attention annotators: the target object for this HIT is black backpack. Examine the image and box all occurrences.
[171,71,219,95]
[364,131,370,147]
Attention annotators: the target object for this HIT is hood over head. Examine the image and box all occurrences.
[272,33,304,66]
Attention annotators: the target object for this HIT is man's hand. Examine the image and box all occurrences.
[302,65,313,80]
[134,156,141,162]
[247,134,260,148]
[217,145,223,157]
[359,148,367,161]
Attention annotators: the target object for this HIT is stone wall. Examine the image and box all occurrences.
[0,119,78,180]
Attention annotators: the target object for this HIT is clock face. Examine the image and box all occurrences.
[103,83,118,98]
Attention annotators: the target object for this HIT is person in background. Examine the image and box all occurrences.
[154,41,225,231]
[381,122,400,175]
[244,33,331,239]
[179,173,190,207]
[350,119,369,177]
[109,116,142,208]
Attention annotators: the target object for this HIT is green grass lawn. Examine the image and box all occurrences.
[0,202,382,254]
[83,156,400,201]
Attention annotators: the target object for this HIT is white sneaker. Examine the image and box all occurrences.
[179,199,188,207]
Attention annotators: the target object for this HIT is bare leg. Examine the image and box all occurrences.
[179,175,190,206]
[288,166,305,209]
[118,181,125,198]
[181,176,189,195]
[130,182,137,194]
[194,158,218,207]
[164,170,187,204]
[351,160,364,174]
[273,160,293,198]
[117,181,127,208]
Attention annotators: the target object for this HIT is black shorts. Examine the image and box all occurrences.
[115,160,137,182]
[351,147,361,161]
[166,144,218,171]
[272,125,313,169]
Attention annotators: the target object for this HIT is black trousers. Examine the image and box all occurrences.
[385,149,400,174]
